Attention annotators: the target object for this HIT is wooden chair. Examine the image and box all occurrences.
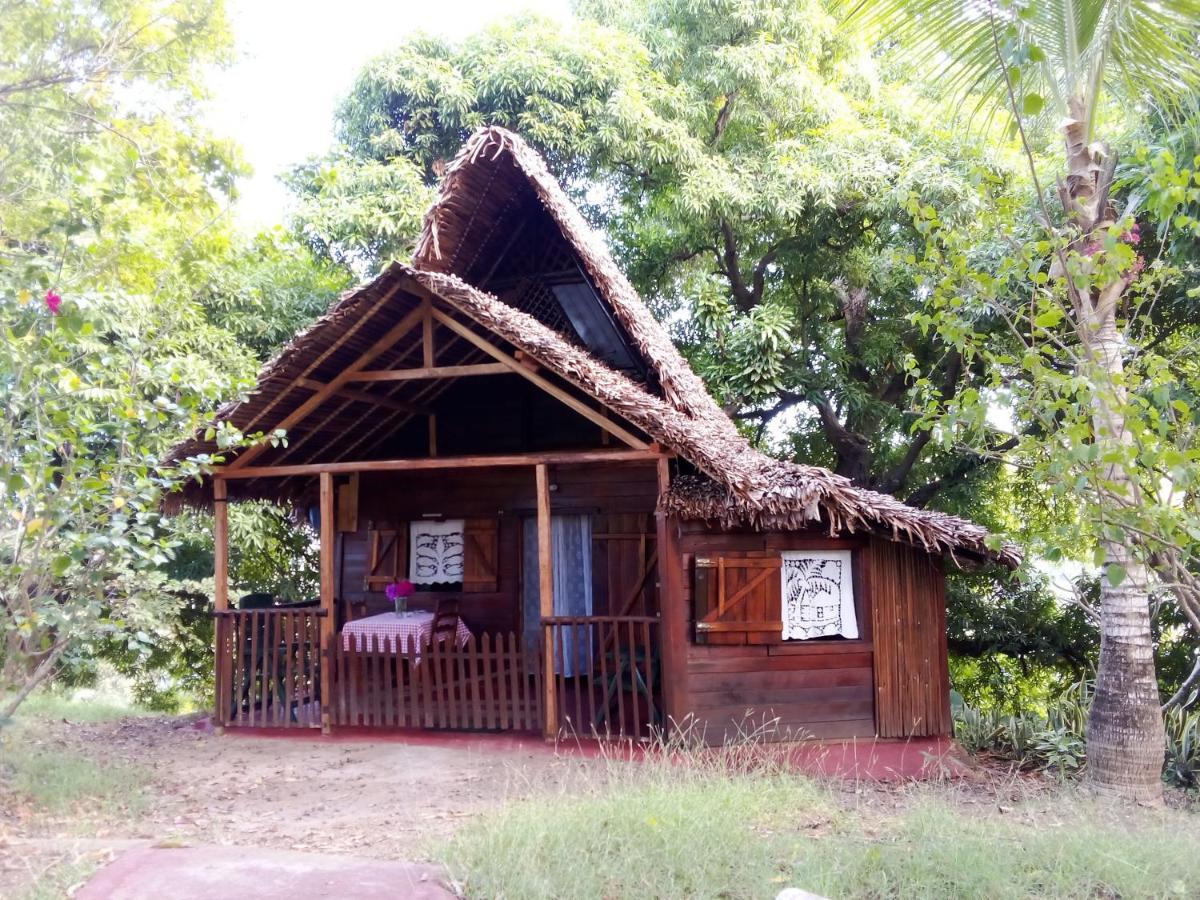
[432,598,461,645]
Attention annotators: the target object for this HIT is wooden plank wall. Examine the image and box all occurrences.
[868,537,951,738]
[678,528,876,742]
[336,465,660,636]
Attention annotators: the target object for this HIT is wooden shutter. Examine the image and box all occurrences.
[462,518,499,593]
[363,526,406,591]
[693,553,782,645]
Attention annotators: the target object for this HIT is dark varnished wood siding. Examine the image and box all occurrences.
[678,528,876,742]
[868,537,951,737]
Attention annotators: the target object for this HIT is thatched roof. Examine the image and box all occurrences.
[166,126,1018,568]
[411,268,1019,568]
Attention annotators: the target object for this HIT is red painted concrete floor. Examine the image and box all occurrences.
[75,847,453,900]
[202,719,968,781]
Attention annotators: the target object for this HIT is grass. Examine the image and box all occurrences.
[441,738,1200,899]
[1,736,147,817]
[1,684,148,820]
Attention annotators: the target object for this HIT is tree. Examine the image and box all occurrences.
[0,0,258,718]
[291,0,1031,512]
[842,0,1200,801]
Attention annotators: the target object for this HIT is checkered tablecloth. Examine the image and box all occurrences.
[341,611,472,656]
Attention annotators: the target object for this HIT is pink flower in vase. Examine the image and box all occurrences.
[386,579,415,612]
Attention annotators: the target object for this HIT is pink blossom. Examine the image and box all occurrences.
[385,580,415,600]
[44,290,62,315]
[1081,240,1103,257]
[1121,224,1142,244]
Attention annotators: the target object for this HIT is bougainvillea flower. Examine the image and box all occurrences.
[385,580,415,600]
[44,290,62,315]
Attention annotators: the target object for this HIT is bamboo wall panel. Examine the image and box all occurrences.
[868,538,951,737]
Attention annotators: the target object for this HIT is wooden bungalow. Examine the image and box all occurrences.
[169,127,1018,744]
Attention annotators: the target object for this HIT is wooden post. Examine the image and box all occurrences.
[655,458,687,732]
[536,463,557,739]
[319,471,335,734]
[213,477,230,734]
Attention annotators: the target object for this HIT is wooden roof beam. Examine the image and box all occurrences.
[345,363,511,382]
[225,303,428,471]
[216,448,668,480]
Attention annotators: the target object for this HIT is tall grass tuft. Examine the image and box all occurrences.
[442,722,1200,899]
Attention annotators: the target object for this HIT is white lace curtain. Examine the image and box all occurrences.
[522,514,593,675]
[781,550,858,640]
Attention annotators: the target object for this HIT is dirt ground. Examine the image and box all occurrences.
[1,714,588,897]
[5,714,1193,898]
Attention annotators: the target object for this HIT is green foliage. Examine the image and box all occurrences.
[193,229,352,361]
[1164,706,1200,789]
[839,0,1200,136]
[954,682,1200,789]
[0,1,274,715]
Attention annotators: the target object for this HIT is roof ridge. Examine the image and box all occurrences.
[414,125,728,426]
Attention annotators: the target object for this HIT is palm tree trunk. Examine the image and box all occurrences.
[1055,93,1165,802]
[1082,319,1165,803]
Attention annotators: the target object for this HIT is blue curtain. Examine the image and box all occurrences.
[522,515,593,675]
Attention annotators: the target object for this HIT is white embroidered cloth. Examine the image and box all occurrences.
[341,611,472,656]
[781,550,859,640]
[409,519,465,583]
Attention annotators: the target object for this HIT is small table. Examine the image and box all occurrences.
[341,611,471,657]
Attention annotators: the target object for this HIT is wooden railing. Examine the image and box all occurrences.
[214,612,661,739]
[214,608,325,729]
[543,615,660,741]
[328,631,541,731]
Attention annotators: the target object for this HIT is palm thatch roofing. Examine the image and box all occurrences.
[168,126,1018,569]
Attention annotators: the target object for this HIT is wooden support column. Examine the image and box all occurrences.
[212,477,230,734]
[536,463,558,740]
[655,458,687,731]
[319,471,335,734]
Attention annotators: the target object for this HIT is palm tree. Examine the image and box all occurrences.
[839,0,1200,802]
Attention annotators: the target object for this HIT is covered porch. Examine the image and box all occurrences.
[210,455,667,741]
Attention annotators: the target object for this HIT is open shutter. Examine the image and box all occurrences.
[462,517,499,593]
[363,525,406,591]
[693,553,782,645]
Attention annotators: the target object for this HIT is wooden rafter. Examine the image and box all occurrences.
[265,352,472,497]
[266,329,447,471]
[294,378,428,416]
[225,304,428,472]
[422,298,435,368]
[346,363,510,382]
[234,282,407,441]
[429,307,650,450]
